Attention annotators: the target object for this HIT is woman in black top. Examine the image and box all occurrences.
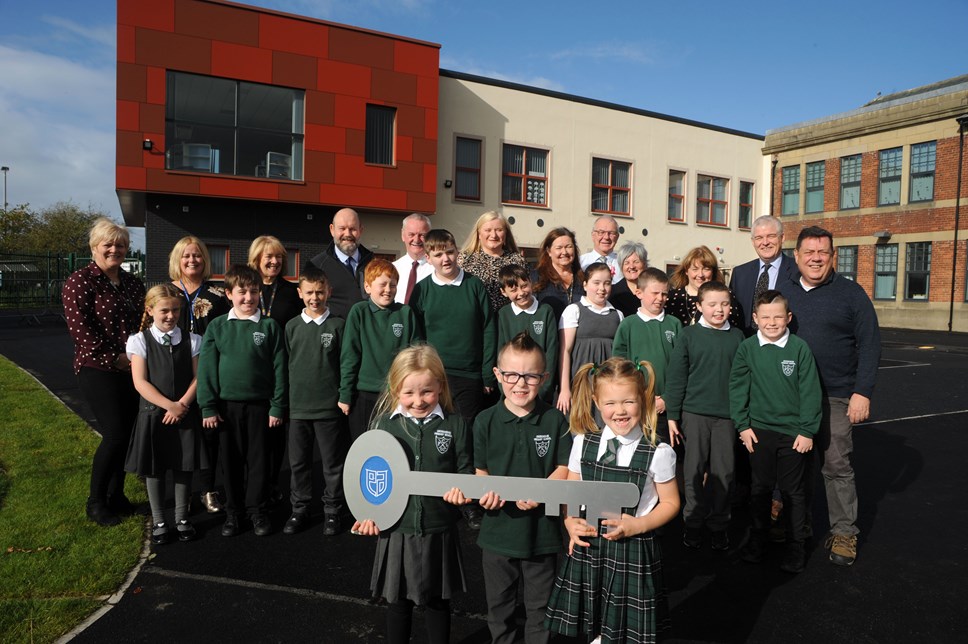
[248,235,302,326]
[609,241,649,317]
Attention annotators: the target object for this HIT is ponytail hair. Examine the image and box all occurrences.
[568,356,659,445]
[141,283,183,331]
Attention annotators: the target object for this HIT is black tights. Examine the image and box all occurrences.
[78,368,139,502]
[386,597,450,644]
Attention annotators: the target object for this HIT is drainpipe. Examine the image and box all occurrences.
[949,116,968,333]
[770,155,778,217]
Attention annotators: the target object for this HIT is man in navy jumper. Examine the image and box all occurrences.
[779,226,880,566]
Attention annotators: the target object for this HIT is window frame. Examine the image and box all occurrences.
[591,157,632,216]
[208,244,230,280]
[667,169,686,223]
[878,147,903,206]
[736,181,754,230]
[904,242,932,301]
[836,245,857,281]
[909,141,937,203]
[365,104,396,167]
[781,165,800,216]
[840,154,861,210]
[805,161,825,213]
[873,244,898,301]
[454,136,482,202]
[501,143,549,207]
[695,174,728,227]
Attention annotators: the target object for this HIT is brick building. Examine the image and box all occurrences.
[764,76,968,331]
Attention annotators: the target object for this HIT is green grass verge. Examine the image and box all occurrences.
[0,356,146,643]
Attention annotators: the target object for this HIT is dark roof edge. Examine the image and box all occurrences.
[439,69,764,141]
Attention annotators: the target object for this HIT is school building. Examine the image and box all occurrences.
[764,75,968,332]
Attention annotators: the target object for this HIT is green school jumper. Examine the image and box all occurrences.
[339,300,421,403]
[285,311,344,420]
[612,312,682,396]
[497,300,559,400]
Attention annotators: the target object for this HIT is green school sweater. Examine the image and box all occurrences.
[664,322,744,421]
[286,311,344,420]
[197,313,288,418]
[339,300,421,402]
[410,272,497,386]
[729,332,822,438]
[497,301,559,399]
[611,312,682,396]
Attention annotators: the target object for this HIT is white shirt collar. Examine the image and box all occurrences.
[757,328,791,347]
[301,308,331,325]
[150,325,183,345]
[579,295,616,314]
[636,309,665,322]
[431,268,464,286]
[759,254,782,271]
[698,315,731,331]
[390,403,445,421]
[511,297,539,315]
[601,424,644,445]
[227,308,262,322]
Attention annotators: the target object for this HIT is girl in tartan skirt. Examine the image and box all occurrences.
[546,357,680,643]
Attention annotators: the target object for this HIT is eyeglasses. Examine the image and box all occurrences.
[592,230,619,238]
[497,370,544,385]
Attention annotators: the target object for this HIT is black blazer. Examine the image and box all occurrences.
[307,242,374,319]
[729,254,797,333]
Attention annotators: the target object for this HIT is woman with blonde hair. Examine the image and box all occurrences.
[458,211,527,312]
[248,235,301,326]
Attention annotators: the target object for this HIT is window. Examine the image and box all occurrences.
[874,244,898,300]
[805,161,825,213]
[781,166,800,215]
[840,154,861,210]
[696,175,728,225]
[910,141,937,203]
[738,181,754,229]
[286,248,300,280]
[209,245,229,278]
[454,137,482,201]
[837,245,857,281]
[905,242,932,300]
[878,147,902,206]
[365,105,396,166]
[165,71,304,180]
[668,170,685,222]
[502,144,548,206]
[591,158,631,215]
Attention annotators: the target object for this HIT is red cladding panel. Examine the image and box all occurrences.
[393,41,438,78]
[305,91,336,126]
[117,101,140,132]
[139,103,165,134]
[118,0,174,32]
[424,108,437,140]
[422,164,436,194]
[334,95,366,130]
[317,59,372,98]
[304,151,336,184]
[407,190,436,214]
[117,63,147,103]
[328,28,394,70]
[344,129,365,157]
[118,131,145,167]
[412,138,436,164]
[211,41,273,83]
[396,105,424,138]
[146,67,166,105]
[305,124,347,153]
[136,30,211,75]
[272,51,317,90]
[147,169,200,194]
[198,177,280,200]
[174,0,259,46]
[335,154,384,188]
[416,76,438,109]
[118,25,136,63]
[370,68,417,105]
[259,14,329,58]
[278,182,320,204]
[396,136,413,162]
[383,161,424,192]
[117,166,147,191]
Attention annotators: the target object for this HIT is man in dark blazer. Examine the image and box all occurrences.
[729,216,796,335]
[307,207,374,319]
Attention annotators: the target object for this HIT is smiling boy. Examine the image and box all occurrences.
[497,264,559,403]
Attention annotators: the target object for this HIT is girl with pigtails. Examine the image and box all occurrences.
[545,357,680,644]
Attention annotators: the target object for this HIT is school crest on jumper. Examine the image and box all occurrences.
[664,330,675,344]
[781,360,796,377]
[252,331,266,346]
[532,320,544,335]
[391,323,403,338]
[534,434,551,457]
[434,429,452,454]
[321,332,334,348]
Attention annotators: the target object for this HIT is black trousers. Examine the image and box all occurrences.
[196,428,220,492]
[78,368,139,502]
[348,389,381,443]
[288,416,348,515]
[447,374,485,461]
[218,400,271,517]
[748,428,808,543]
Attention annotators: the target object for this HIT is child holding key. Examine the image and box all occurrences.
[545,357,680,644]
[351,344,471,644]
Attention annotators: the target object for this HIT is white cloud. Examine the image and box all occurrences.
[438,55,566,92]
[548,43,655,66]
[41,15,115,48]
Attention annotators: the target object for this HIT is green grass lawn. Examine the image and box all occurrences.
[0,356,145,643]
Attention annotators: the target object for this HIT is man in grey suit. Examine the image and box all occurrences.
[729,216,796,335]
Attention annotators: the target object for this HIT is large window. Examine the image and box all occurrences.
[905,242,932,300]
[696,175,728,225]
[837,245,857,281]
[781,166,800,215]
[805,161,825,213]
[909,141,937,203]
[668,170,685,222]
[502,144,548,206]
[738,181,754,229]
[365,104,396,166]
[165,71,304,180]
[874,244,898,300]
[840,154,861,210]
[591,158,631,215]
[878,147,902,206]
[454,137,482,201]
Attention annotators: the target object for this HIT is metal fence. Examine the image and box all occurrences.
[0,252,86,312]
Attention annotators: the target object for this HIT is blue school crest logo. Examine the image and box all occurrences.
[534,434,551,457]
[781,360,796,377]
[361,456,392,504]
[532,320,544,335]
[664,330,675,344]
[252,331,266,346]
[434,429,452,454]
[321,332,334,348]
[391,323,403,338]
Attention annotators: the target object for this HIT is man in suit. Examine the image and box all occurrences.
[729,216,796,335]
[307,207,374,319]
[392,213,433,305]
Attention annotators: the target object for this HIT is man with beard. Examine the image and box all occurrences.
[308,208,374,319]
[392,213,433,305]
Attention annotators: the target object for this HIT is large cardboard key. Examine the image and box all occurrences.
[344,429,641,530]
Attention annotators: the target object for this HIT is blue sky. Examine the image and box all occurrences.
[1,0,966,250]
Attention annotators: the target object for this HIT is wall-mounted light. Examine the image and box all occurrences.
[873,230,892,239]
[143,139,154,151]
[716,246,725,254]
[443,179,452,188]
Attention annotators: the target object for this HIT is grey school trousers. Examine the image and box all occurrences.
[681,411,735,531]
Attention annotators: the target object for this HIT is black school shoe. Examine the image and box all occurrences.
[710,530,730,551]
[283,513,309,535]
[252,514,272,537]
[176,519,197,542]
[323,514,341,536]
[740,533,767,564]
[221,514,241,538]
[780,541,806,574]
[682,527,702,549]
[151,522,173,545]
[462,505,483,530]
[86,499,121,527]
